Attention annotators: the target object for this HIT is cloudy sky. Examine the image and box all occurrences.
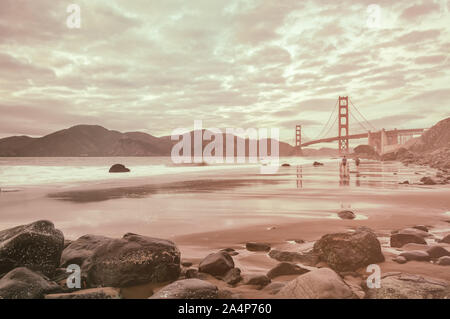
[0,0,449,145]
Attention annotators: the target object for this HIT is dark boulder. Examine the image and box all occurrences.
[393,256,407,264]
[390,233,427,248]
[337,210,356,220]
[420,176,436,185]
[313,227,384,272]
[313,161,324,166]
[109,164,130,173]
[245,242,271,252]
[0,267,61,299]
[426,246,450,259]
[82,233,180,287]
[243,274,271,287]
[60,234,111,268]
[268,249,319,266]
[0,220,64,277]
[266,262,309,279]
[149,279,218,299]
[198,252,234,276]
[222,268,241,285]
[412,225,428,232]
[437,256,450,266]
[439,234,450,243]
[281,163,291,167]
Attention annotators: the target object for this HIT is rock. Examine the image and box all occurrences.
[366,272,450,299]
[390,233,427,248]
[277,268,354,299]
[337,210,356,220]
[181,261,193,267]
[245,242,271,252]
[45,287,121,299]
[313,227,384,272]
[281,163,291,167]
[343,275,365,299]
[243,274,271,287]
[63,240,73,249]
[439,234,450,243]
[82,233,180,287]
[398,228,430,238]
[108,164,130,173]
[0,220,64,277]
[268,249,319,266]
[393,256,407,264]
[185,268,198,279]
[399,250,430,262]
[420,176,436,185]
[266,262,309,279]
[199,252,234,276]
[399,180,409,184]
[426,246,450,259]
[437,256,450,265]
[222,268,241,285]
[220,248,239,256]
[262,282,286,295]
[412,225,428,232]
[313,161,324,166]
[60,234,111,268]
[149,279,218,299]
[0,267,61,299]
[286,239,305,244]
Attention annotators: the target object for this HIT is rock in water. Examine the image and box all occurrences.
[245,242,271,252]
[277,268,354,299]
[399,250,430,262]
[61,234,111,268]
[437,256,450,265]
[390,233,427,248]
[222,268,241,285]
[426,246,450,259]
[0,267,61,299]
[268,250,319,265]
[45,287,121,299]
[82,233,180,287]
[393,256,407,264]
[337,210,356,220]
[366,272,450,299]
[243,274,271,287]
[149,279,218,299]
[281,163,291,167]
[313,227,384,272]
[313,161,324,166]
[0,220,64,277]
[108,164,130,173]
[198,252,234,276]
[266,262,309,279]
[420,176,436,185]
[440,234,450,243]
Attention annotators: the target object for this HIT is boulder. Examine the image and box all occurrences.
[439,234,450,243]
[199,252,234,276]
[266,262,309,279]
[337,210,356,220]
[313,227,384,272]
[426,246,450,259]
[222,268,241,285]
[437,256,450,266]
[243,274,271,287]
[277,268,354,299]
[0,220,64,277]
[398,228,430,238]
[399,250,430,262]
[366,272,450,299]
[262,282,286,295]
[82,233,180,287]
[185,268,198,279]
[313,161,324,166]
[149,279,218,299]
[420,176,436,185]
[60,234,111,268]
[393,256,407,264]
[109,164,130,173]
[0,267,61,299]
[390,233,427,248]
[412,225,428,232]
[45,287,121,299]
[281,163,291,167]
[245,242,271,252]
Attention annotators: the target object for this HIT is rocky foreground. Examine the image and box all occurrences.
[0,220,449,299]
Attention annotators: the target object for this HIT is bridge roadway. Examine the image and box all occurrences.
[300,128,425,147]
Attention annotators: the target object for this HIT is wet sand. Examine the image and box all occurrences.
[1,159,449,298]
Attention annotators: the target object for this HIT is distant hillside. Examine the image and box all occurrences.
[0,125,297,157]
[409,117,450,152]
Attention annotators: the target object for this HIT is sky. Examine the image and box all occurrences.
[0,0,449,145]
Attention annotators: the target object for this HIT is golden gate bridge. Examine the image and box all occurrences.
[295,96,426,155]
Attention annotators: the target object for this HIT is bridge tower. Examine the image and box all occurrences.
[338,96,349,154]
[295,125,302,155]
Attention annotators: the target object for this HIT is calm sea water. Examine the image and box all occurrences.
[0,156,327,187]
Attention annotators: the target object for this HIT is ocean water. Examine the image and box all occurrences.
[0,156,328,187]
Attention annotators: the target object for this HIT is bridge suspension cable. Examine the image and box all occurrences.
[313,99,338,140]
[349,98,377,131]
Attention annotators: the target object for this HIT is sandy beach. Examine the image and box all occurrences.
[1,157,449,298]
